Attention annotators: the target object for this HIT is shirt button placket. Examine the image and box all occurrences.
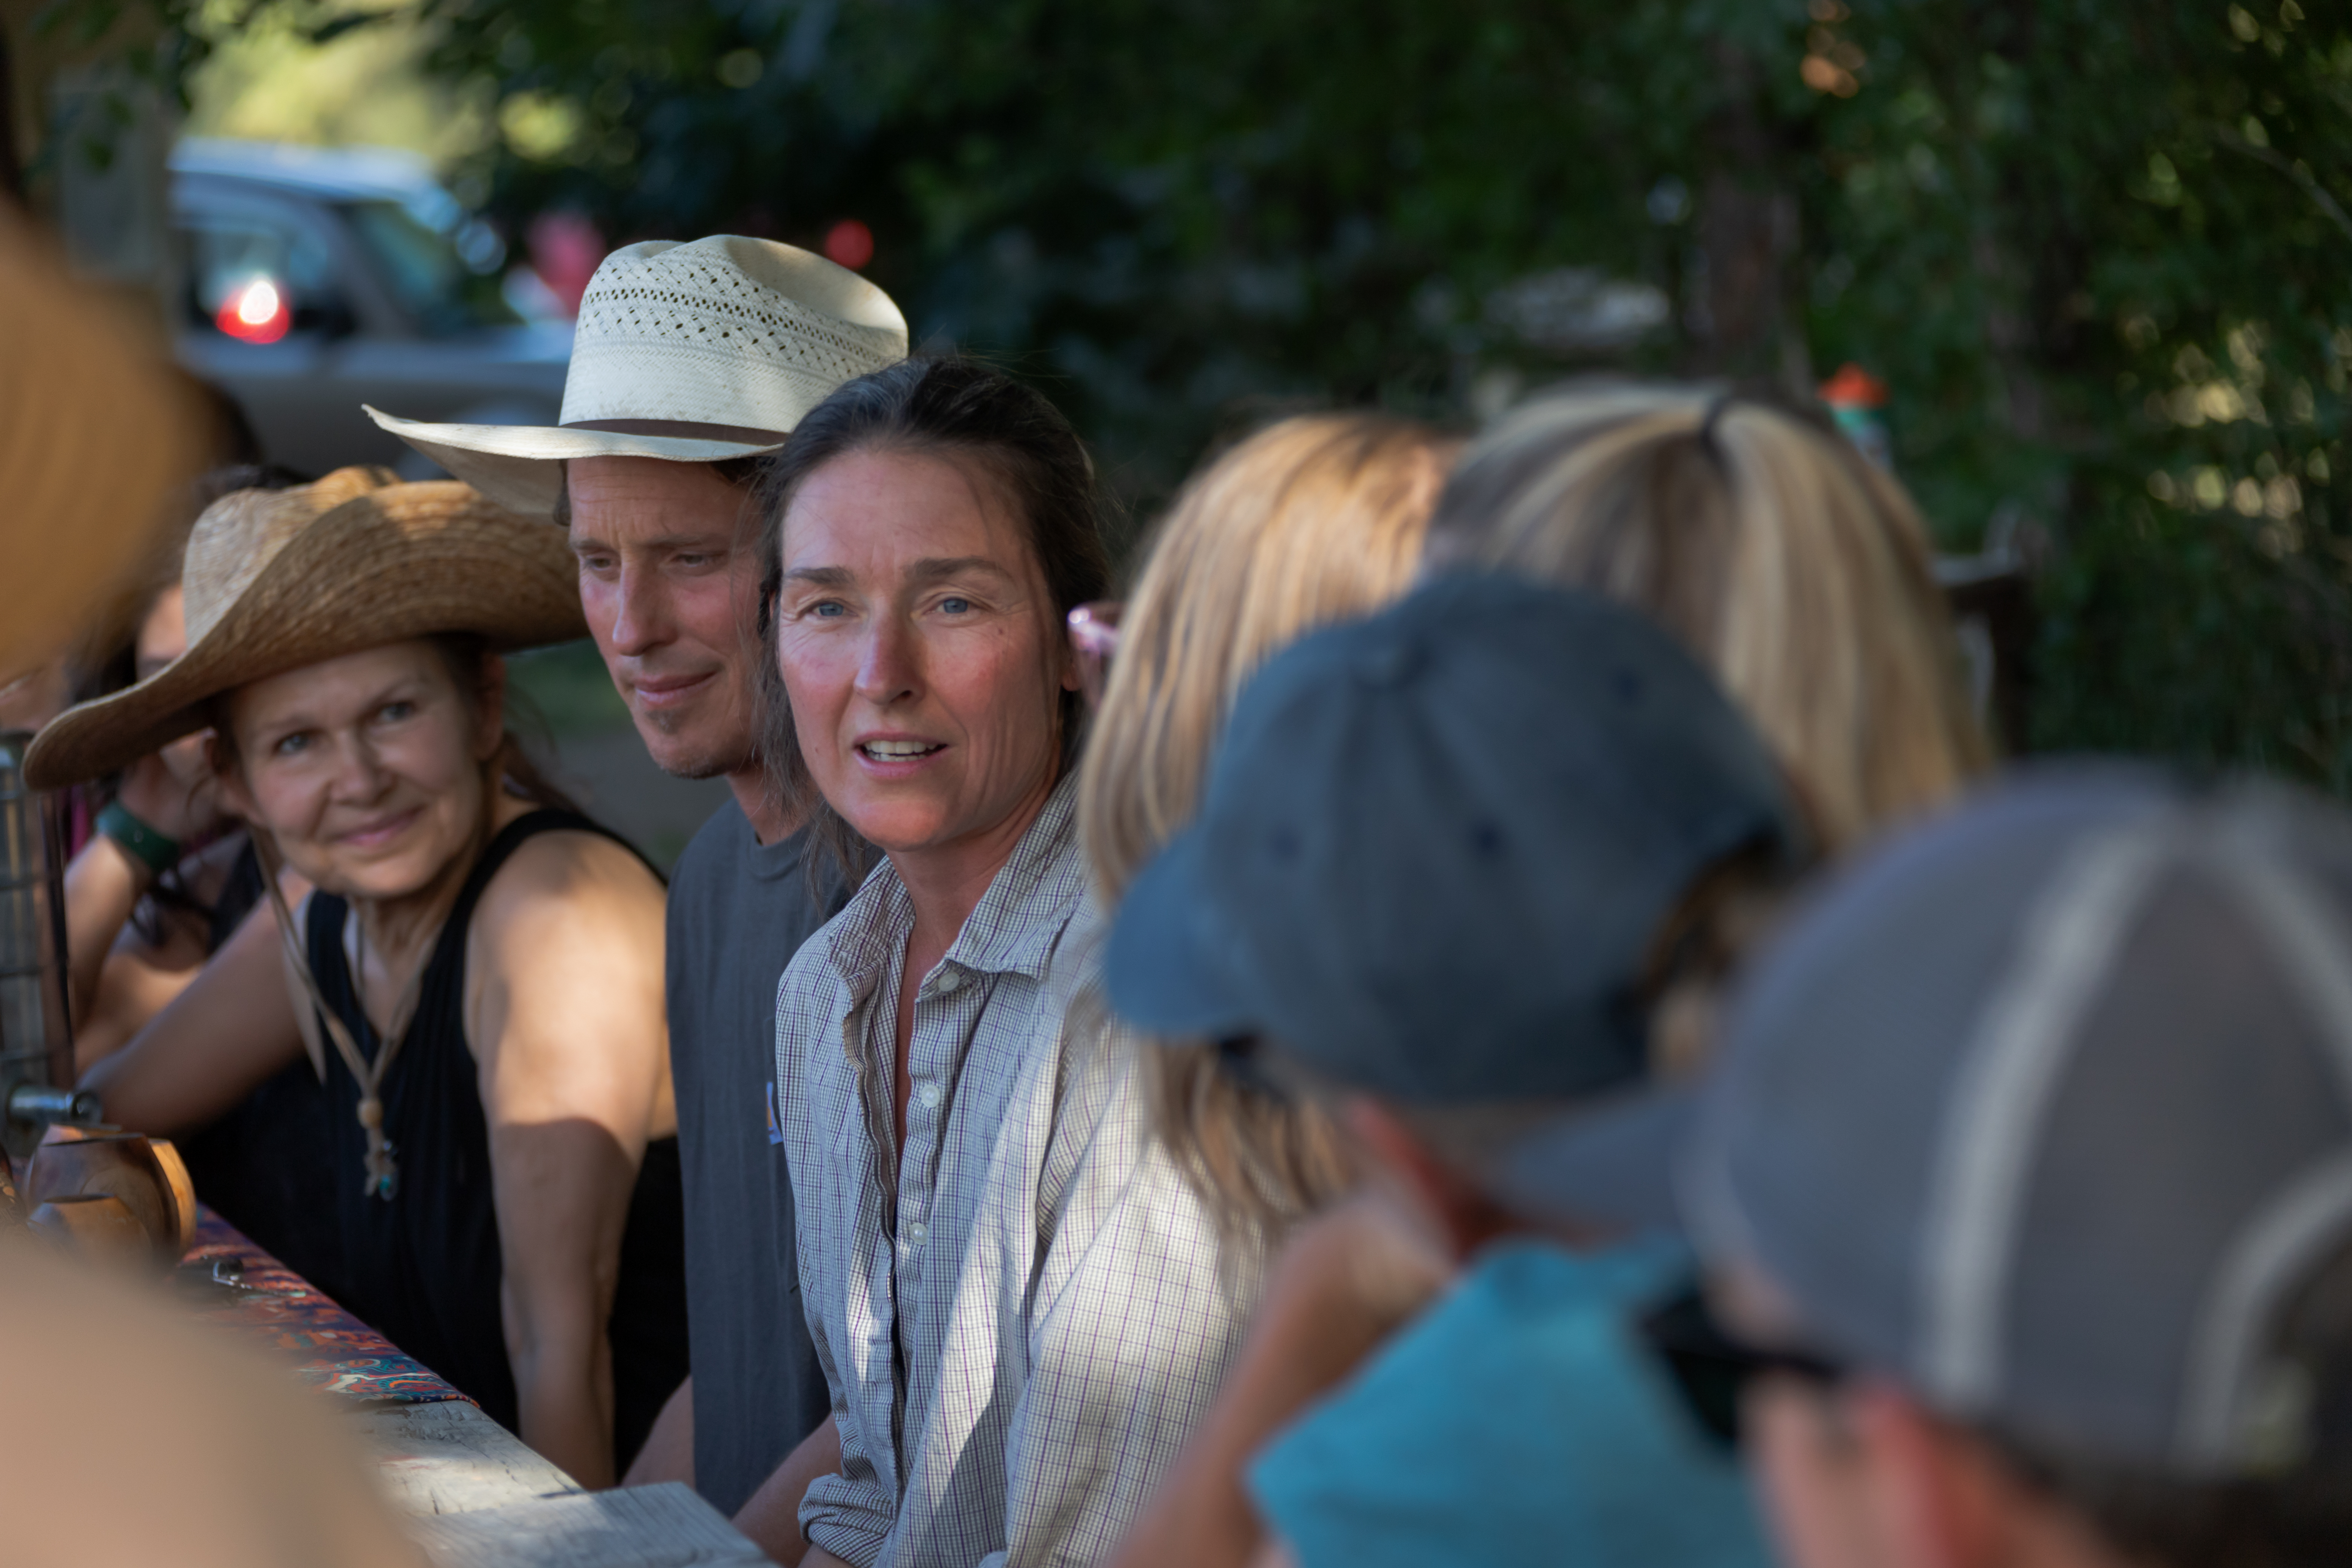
[898,965,959,1277]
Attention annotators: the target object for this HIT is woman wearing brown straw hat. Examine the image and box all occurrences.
[30,468,688,1489]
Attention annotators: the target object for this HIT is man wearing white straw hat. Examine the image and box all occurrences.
[372,236,908,1530]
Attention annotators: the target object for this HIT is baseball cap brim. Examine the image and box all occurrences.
[1103,824,1265,1043]
[1496,1086,1700,1238]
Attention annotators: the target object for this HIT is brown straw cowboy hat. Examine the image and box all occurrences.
[0,203,205,680]
[26,468,587,790]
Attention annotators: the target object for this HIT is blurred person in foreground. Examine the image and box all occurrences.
[2,389,271,765]
[1427,381,1986,848]
[1109,383,1989,1568]
[0,194,413,1568]
[1507,765,2352,1568]
[1105,574,1804,1568]
[1075,413,1455,1254]
[760,357,1272,1568]
[375,237,907,1518]
[30,468,687,1487]
[2,1230,425,1568]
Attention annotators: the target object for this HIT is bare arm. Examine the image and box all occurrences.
[75,922,211,1072]
[80,894,309,1135]
[733,1417,842,1566]
[470,831,671,1490]
[65,831,148,1036]
[74,835,255,1071]
[65,751,230,1062]
[622,1375,694,1488]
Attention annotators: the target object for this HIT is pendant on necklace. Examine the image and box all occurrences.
[358,1094,398,1201]
[368,1147,399,1202]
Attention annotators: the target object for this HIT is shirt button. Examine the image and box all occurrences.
[916,1080,943,1111]
[906,1221,928,1247]
[933,968,962,995]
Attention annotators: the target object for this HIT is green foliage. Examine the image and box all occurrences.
[1794,2,2352,780]
[54,0,2352,783]
[505,639,631,740]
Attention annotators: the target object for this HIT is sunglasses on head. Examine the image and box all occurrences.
[1638,1284,1845,1451]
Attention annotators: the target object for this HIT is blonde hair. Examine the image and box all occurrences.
[1427,384,1988,851]
[1080,413,1454,1237]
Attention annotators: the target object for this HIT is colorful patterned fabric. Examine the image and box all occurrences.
[184,1208,470,1406]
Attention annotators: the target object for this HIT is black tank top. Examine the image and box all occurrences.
[179,839,359,1311]
[303,809,688,1472]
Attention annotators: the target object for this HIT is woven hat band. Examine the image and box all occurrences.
[562,418,793,444]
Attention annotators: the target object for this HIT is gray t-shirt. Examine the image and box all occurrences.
[667,796,842,1516]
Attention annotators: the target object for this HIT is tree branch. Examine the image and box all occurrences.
[2214,126,2352,248]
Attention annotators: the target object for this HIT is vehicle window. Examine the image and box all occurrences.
[339,199,520,337]
[184,216,346,343]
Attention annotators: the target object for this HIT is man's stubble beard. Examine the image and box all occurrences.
[634,699,757,782]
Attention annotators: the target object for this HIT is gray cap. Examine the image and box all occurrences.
[1104,571,1799,1106]
[1510,764,2352,1475]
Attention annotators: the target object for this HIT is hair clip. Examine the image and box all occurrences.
[1067,601,1123,660]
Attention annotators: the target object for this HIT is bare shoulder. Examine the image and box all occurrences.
[477,828,663,917]
[467,827,665,974]
[461,825,669,1101]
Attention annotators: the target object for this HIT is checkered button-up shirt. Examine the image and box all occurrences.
[777,777,1255,1566]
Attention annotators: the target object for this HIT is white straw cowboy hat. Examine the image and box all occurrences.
[0,203,204,680]
[26,468,587,789]
[364,235,908,518]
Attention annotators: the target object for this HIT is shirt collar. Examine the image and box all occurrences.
[822,772,1086,988]
[944,773,1085,980]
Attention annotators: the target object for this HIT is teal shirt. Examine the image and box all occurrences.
[1247,1238,1775,1568]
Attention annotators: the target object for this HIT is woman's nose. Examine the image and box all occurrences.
[853,615,922,707]
[331,734,392,799]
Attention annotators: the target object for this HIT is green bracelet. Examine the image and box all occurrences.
[96,798,182,879]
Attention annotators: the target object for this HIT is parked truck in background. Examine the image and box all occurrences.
[170,139,570,478]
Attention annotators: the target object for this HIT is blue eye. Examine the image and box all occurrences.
[811,600,848,619]
[380,701,416,723]
[273,732,310,758]
[940,597,972,614]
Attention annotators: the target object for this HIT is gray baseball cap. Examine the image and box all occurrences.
[1508,764,2352,1475]
[1104,571,1800,1105]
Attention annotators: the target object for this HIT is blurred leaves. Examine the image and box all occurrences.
[43,0,2352,786]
